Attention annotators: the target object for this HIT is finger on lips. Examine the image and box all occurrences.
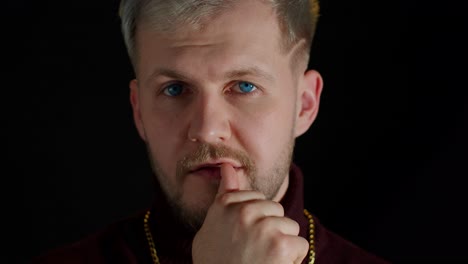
[218,163,240,194]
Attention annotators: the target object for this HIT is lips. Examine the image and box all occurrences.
[190,166,222,180]
[190,163,222,172]
[188,162,242,180]
[190,160,241,172]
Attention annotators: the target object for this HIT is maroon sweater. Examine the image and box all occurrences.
[32,164,390,264]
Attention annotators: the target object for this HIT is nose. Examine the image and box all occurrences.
[187,94,232,144]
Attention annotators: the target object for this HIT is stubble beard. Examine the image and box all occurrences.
[145,138,295,233]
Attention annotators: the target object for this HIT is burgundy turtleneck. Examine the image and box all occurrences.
[32,164,390,264]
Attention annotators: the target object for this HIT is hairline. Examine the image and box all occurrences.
[120,0,316,77]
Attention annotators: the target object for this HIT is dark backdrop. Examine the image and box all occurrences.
[11,0,467,263]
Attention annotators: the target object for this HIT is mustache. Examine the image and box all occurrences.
[176,143,255,177]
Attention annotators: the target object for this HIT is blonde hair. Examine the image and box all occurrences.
[119,0,320,70]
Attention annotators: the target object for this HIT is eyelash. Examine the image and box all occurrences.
[160,81,261,97]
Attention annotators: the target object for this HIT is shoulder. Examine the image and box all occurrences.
[31,232,106,264]
[31,211,145,264]
[314,217,391,264]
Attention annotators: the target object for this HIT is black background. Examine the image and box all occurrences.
[10,0,467,263]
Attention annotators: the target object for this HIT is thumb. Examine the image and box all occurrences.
[217,163,239,195]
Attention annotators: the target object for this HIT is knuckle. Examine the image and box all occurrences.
[299,237,309,252]
[268,235,308,260]
[256,218,273,237]
[269,236,290,257]
[294,236,310,258]
[274,202,285,216]
[238,203,256,223]
[290,219,300,235]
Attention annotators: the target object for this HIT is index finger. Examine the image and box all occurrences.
[217,163,240,195]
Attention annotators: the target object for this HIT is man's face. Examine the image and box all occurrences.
[130,0,321,229]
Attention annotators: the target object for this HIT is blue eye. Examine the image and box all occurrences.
[238,81,257,93]
[163,83,184,97]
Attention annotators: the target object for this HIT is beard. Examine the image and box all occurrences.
[145,139,295,233]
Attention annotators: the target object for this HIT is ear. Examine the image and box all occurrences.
[129,79,147,141]
[294,70,323,137]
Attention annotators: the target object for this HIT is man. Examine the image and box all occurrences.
[33,0,390,263]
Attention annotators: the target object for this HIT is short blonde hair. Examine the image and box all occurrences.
[119,0,320,71]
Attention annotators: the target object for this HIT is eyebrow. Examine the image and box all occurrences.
[225,66,275,83]
[148,66,275,84]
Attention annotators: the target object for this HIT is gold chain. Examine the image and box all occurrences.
[143,211,160,264]
[303,208,316,264]
[144,209,316,264]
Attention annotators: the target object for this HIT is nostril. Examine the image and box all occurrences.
[187,120,231,143]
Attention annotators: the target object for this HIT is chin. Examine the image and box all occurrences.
[183,175,219,202]
[183,189,217,212]
[175,196,214,232]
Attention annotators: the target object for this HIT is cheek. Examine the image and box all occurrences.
[235,96,295,167]
[140,102,185,175]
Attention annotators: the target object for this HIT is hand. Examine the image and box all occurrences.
[192,164,309,264]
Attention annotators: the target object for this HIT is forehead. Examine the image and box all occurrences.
[135,0,293,84]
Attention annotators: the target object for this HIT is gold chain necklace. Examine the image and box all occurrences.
[144,209,316,264]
